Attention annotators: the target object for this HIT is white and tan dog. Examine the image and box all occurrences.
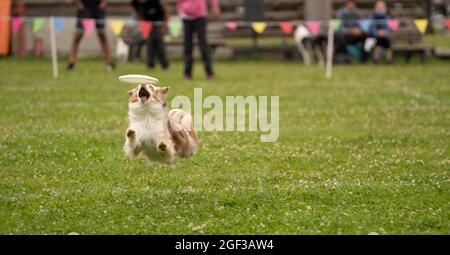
[124,84,198,165]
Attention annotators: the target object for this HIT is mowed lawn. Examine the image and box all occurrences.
[0,58,449,234]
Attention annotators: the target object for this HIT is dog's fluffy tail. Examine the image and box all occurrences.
[169,109,199,157]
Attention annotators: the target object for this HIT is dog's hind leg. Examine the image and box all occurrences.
[157,139,177,165]
[315,47,325,66]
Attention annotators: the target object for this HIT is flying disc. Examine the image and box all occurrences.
[118,74,159,85]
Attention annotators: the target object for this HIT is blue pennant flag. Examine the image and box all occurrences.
[54,17,65,33]
[358,19,371,32]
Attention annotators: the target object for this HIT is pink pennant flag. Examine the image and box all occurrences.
[279,22,293,35]
[306,21,320,37]
[388,19,400,32]
[444,19,450,30]
[225,22,238,31]
[82,19,95,36]
[139,21,152,39]
[12,17,23,36]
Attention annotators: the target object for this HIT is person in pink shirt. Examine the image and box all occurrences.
[178,0,220,80]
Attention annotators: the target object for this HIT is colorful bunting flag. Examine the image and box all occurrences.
[414,19,428,34]
[387,19,399,32]
[110,20,124,35]
[225,22,238,31]
[358,19,371,32]
[168,20,182,38]
[4,16,438,45]
[279,22,293,35]
[443,19,450,30]
[54,17,65,33]
[251,22,266,34]
[139,21,152,38]
[12,17,23,36]
[331,19,342,31]
[32,18,45,33]
[82,18,95,36]
[306,21,320,36]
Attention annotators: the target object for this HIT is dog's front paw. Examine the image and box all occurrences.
[126,129,136,139]
[158,142,167,151]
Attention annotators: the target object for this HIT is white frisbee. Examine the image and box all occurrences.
[118,74,159,85]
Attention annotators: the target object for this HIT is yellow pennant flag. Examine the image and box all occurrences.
[414,19,428,35]
[110,20,124,36]
[252,22,267,34]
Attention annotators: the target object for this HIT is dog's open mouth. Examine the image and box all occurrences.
[139,87,150,103]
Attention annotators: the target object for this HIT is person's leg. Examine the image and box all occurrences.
[373,46,381,64]
[386,48,393,63]
[98,33,112,65]
[69,32,83,66]
[68,10,85,68]
[334,32,351,64]
[147,27,158,68]
[183,19,195,78]
[346,34,368,62]
[334,33,347,54]
[155,26,169,69]
[384,37,393,63]
[131,36,140,61]
[195,18,213,77]
[95,10,112,66]
[134,37,146,61]
[17,22,25,58]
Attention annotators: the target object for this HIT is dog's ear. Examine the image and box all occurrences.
[128,88,138,102]
[160,87,169,96]
[156,87,169,104]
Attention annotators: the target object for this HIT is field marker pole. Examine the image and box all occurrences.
[326,19,334,79]
[49,16,58,79]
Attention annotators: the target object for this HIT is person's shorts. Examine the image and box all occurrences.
[375,36,391,49]
[76,8,105,34]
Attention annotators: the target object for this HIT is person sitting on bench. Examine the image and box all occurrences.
[369,0,393,64]
[335,0,369,63]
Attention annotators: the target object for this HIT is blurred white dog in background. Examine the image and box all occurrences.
[294,25,327,66]
[115,38,129,63]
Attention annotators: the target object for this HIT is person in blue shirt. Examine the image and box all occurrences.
[335,0,369,63]
[369,0,393,64]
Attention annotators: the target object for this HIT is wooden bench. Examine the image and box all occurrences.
[223,25,298,60]
[391,19,435,63]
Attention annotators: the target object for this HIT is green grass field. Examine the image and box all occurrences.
[0,59,449,234]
